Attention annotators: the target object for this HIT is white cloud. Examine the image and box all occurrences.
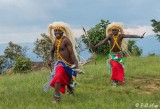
[0,26,47,44]
[0,25,155,44]
[72,29,84,38]
[0,0,66,7]
[0,33,38,44]
[124,26,155,37]
[0,26,84,44]
[0,0,67,26]
[0,0,18,4]
[71,25,156,39]
[0,0,159,44]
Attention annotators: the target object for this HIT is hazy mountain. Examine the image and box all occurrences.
[131,35,160,56]
[0,43,7,55]
[0,36,159,62]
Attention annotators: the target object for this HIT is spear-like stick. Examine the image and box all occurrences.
[82,27,96,64]
[141,32,146,38]
[48,62,52,72]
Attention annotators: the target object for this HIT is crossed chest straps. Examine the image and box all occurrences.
[110,34,122,52]
[56,37,72,66]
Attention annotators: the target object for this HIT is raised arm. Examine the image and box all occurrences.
[65,38,78,69]
[122,32,145,39]
[94,36,110,48]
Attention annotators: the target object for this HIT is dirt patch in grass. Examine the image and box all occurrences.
[131,77,160,94]
[31,62,49,70]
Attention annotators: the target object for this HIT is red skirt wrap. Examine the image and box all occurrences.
[110,60,124,82]
[50,65,70,94]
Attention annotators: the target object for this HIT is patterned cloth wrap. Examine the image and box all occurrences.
[108,51,125,82]
[107,51,124,74]
[109,51,124,67]
[43,60,77,92]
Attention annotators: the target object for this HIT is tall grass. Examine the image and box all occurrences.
[0,56,160,109]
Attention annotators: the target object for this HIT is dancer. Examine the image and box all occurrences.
[94,22,145,87]
[48,21,78,102]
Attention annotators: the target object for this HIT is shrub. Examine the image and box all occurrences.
[14,56,31,72]
[148,53,156,56]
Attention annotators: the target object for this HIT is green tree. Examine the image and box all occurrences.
[127,40,142,56]
[151,19,160,42]
[4,41,27,68]
[14,56,31,72]
[81,19,110,55]
[33,33,52,61]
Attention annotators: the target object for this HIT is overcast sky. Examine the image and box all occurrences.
[0,0,159,44]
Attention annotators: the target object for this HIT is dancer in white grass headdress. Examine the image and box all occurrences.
[94,22,145,87]
[46,21,82,102]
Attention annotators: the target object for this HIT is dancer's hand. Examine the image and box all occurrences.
[75,69,85,74]
[48,59,52,66]
[71,64,76,69]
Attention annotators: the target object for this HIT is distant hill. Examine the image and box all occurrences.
[0,43,7,55]
[131,35,160,56]
[0,36,159,62]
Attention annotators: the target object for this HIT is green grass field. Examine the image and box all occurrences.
[0,56,160,109]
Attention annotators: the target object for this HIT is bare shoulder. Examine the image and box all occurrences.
[108,34,112,37]
[107,34,112,39]
[63,36,69,41]
[63,36,71,45]
[119,34,125,38]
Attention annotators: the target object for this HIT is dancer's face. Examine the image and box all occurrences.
[112,28,119,35]
[54,29,64,39]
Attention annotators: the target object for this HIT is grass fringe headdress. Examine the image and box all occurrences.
[48,21,78,60]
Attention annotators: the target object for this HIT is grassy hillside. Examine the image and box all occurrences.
[0,56,160,109]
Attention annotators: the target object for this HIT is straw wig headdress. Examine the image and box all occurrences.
[106,22,130,55]
[48,21,78,60]
[106,22,124,36]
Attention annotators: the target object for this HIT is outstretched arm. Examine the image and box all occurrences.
[123,32,146,39]
[94,36,110,48]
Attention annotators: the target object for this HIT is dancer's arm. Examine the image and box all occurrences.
[94,36,110,48]
[65,38,78,69]
[123,32,145,39]
[49,40,56,63]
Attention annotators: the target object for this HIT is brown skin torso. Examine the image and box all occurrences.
[108,34,123,52]
[50,29,78,68]
[56,36,74,64]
